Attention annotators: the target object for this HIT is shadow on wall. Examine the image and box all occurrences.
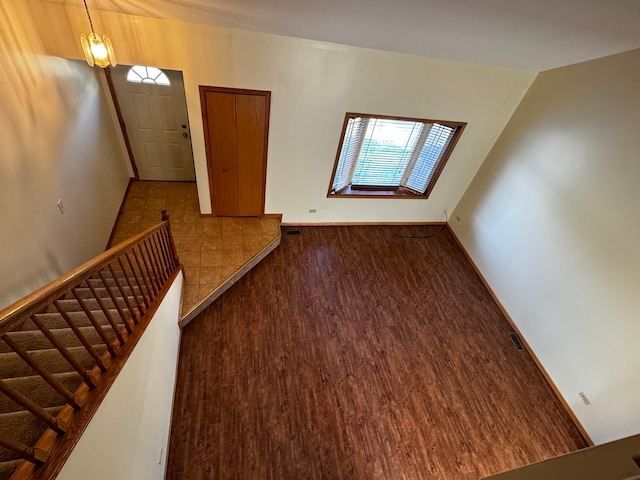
[0,5,92,177]
[0,3,131,310]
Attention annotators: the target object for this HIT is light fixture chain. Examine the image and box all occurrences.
[83,0,95,34]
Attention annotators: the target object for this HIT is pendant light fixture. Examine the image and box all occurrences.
[80,0,116,68]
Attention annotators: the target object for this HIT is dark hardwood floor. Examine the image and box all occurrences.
[166,226,587,480]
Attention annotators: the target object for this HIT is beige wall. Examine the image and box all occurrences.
[12,0,640,455]
[0,2,131,309]
[452,49,640,444]
[28,1,535,223]
[57,273,183,480]
[484,434,640,480]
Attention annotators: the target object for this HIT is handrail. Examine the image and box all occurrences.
[0,211,181,478]
[0,220,168,336]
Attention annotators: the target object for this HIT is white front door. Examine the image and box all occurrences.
[111,65,196,181]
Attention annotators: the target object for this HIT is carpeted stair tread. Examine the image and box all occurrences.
[85,275,147,291]
[0,407,62,462]
[70,285,143,301]
[0,345,104,379]
[46,296,138,314]
[0,459,23,480]
[0,325,121,354]
[0,247,167,479]
[91,269,140,280]
[25,309,122,331]
[0,372,82,414]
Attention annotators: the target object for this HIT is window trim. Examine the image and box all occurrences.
[126,65,171,86]
[327,112,466,199]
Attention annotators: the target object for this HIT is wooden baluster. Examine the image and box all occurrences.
[117,256,145,316]
[107,264,138,324]
[28,315,97,389]
[137,243,159,295]
[142,240,162,292]
[161,228,177,270]
[150,234,169,283]
[96,271,133,334]
[1,335,82,409]
[0,379,68,433]
[147,236,166,284]
[84,281,126,345]
[126,251,152,306]
[162,210,180,267]
[156,229,173,276]
[0,432,49,464]
[157,214,176,271]
[71,289,118,358]
[52,300,108,373]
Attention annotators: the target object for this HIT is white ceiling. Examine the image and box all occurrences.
[49,0,640,71]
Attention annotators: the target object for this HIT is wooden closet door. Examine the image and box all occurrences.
[204,91,239,216]
[236,94,267,216]
[200,87,270,217]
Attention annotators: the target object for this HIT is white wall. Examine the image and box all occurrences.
[485,434,640,480]
[57,272,183,480]
[451,49,640,444]
[0,3,131,309]
[28,1,535,223]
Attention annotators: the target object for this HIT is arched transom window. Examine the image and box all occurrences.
[126,65,171,86]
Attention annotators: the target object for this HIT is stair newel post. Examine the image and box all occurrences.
[117,256,145,316]
[126,250,152,305]
[0,379,69,434]
[84,281,126,345]
[0,432,49,464]
[28,314,98,389]
[1,334,83,409]
[70,288,119,358]
[107,263,139,324]
[96,271,134,334]
[142,239,163,292]
[51,300,108,374]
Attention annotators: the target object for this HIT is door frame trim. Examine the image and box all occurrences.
[108,65,197,182]
[104,67,139,179]
[199,85,271,216]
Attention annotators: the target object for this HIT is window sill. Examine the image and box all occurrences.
[328,186,427,199]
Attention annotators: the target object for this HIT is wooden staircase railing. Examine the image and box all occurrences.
[0,212,181,480]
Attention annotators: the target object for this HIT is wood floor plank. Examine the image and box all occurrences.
[167,226,587,479]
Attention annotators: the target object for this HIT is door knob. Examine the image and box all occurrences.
[182,132,189,138]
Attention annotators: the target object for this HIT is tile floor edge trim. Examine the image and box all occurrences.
[179,235,282,328]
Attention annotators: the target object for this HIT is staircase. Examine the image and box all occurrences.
[0,214,181,480]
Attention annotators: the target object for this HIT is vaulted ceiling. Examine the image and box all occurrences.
[46,0,640,71]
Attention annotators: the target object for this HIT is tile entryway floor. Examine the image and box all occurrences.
[110,181,281,318]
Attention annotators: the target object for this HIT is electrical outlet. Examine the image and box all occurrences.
[57,199,65,214]
[578,392,591,405]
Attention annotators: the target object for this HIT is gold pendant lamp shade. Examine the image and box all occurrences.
[80,0,116,68]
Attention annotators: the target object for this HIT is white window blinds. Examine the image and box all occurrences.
[332,117,365,192]
[404,123,455,193]
[331,114,460,195]
[352,118,423,187]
